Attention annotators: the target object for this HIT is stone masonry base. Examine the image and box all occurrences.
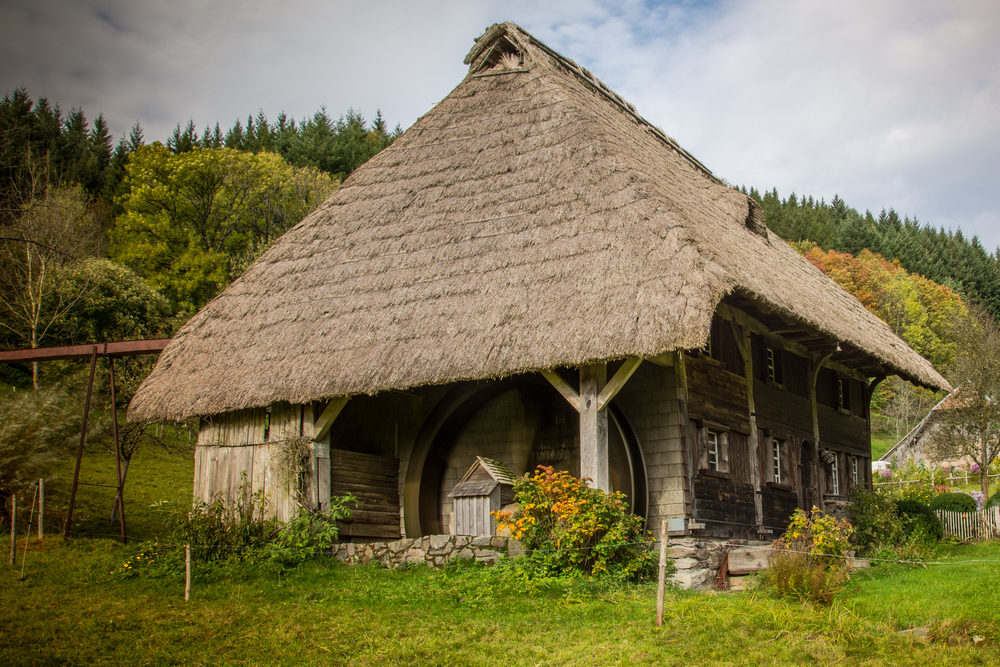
[332,534,770,591]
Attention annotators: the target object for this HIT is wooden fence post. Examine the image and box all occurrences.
[656,519,668,627]
[185,544,191,602]
[9,494,16,567]
[37,479,43,540]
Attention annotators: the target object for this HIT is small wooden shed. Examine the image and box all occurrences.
[447,457,516,536]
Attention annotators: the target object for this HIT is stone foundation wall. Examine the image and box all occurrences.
[669,537,772,589]
[332,534,770,591]
[331,535,522,568]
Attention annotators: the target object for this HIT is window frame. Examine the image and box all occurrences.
[772,438,783,484]
[830,455,840,496]
[696,422,730,477]
[707,429,720,471]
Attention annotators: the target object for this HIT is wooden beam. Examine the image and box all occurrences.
[646,353,675,367]
[313,396,349,442]
[676,351,695,522]
[0,338,171,363]
[540,369,580,412]
[597,358,642,411]
[579,364,609,491]
[728,320,763,531]
[809,351,835,512]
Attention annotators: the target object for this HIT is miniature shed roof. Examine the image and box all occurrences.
[447,457,516,498]
[129,22,949,422]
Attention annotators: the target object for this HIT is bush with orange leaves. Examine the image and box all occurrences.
[494,466,656,580]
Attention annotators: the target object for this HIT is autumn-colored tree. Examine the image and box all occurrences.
[801,247,966,370]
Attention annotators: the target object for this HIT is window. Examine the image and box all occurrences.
[830,456,840,495]
[838,377,852,412]
[851,456,859,485]
[697,424,729,474]
[707,430,720,471]
[772,439,783,484]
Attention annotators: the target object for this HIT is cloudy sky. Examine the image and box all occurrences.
[3,0,998,250]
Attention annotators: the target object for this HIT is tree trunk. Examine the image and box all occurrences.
[31,329,39,390]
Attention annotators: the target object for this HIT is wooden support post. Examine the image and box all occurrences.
[809,352,835,512]
[65,346,99,538]
[313,396,349,443]
[597,358,642,410]
[656,519,668,627]
[543,360,643,494]
[109,357,126,544]
[8,493,15,567]
[540,369,580,412]
[730,323,763,530]
[37,479,43,540]
[185,544,191,602]
[314,443,331,512]
[579,363,609,491]
[865,375,886,492]
[675,351,694,522]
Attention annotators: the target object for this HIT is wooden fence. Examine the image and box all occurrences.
[935,507,1000,541]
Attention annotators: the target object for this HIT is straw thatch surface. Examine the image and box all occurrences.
[129,22,949,422]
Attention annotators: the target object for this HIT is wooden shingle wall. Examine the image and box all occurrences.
[613,355,686,529]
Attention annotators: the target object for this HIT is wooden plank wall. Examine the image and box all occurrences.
[817,405,868,454]
[685,355,749,431]
[330,449,401,541]
[753,381,813,438]
[195,406,300,522]
[693,476,756,538]
[454,491,498,536]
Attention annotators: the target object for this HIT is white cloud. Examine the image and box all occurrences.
[1,0,998,249]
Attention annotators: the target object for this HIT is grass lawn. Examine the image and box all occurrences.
[3,446,1000,666]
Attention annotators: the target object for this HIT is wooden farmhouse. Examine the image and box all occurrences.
[879,391,973,472]
[129,22,950,543]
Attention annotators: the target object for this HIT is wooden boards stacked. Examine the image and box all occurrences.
[330,449,401,541]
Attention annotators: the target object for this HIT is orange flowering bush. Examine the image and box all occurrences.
[494,466,655,580]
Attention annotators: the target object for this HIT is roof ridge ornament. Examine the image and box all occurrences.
[466,22,530,74]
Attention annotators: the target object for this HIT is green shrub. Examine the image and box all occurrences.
[170,480,278,564]
[895,500,944,542]
[764,508,853,605]
[0,385,80,509]
[928,493,977,513]
[494,466,656,581]
[266,494,356,568]
[900,482,936,505]
[158,473,355,572]
[848,488,903,555]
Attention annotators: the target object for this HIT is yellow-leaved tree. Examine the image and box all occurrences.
[110,145,338,314]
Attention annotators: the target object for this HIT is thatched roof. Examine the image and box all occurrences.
[129,22,949,422]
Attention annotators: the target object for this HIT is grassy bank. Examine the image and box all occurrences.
[4,445,999,666]
[3,538,1000,666]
